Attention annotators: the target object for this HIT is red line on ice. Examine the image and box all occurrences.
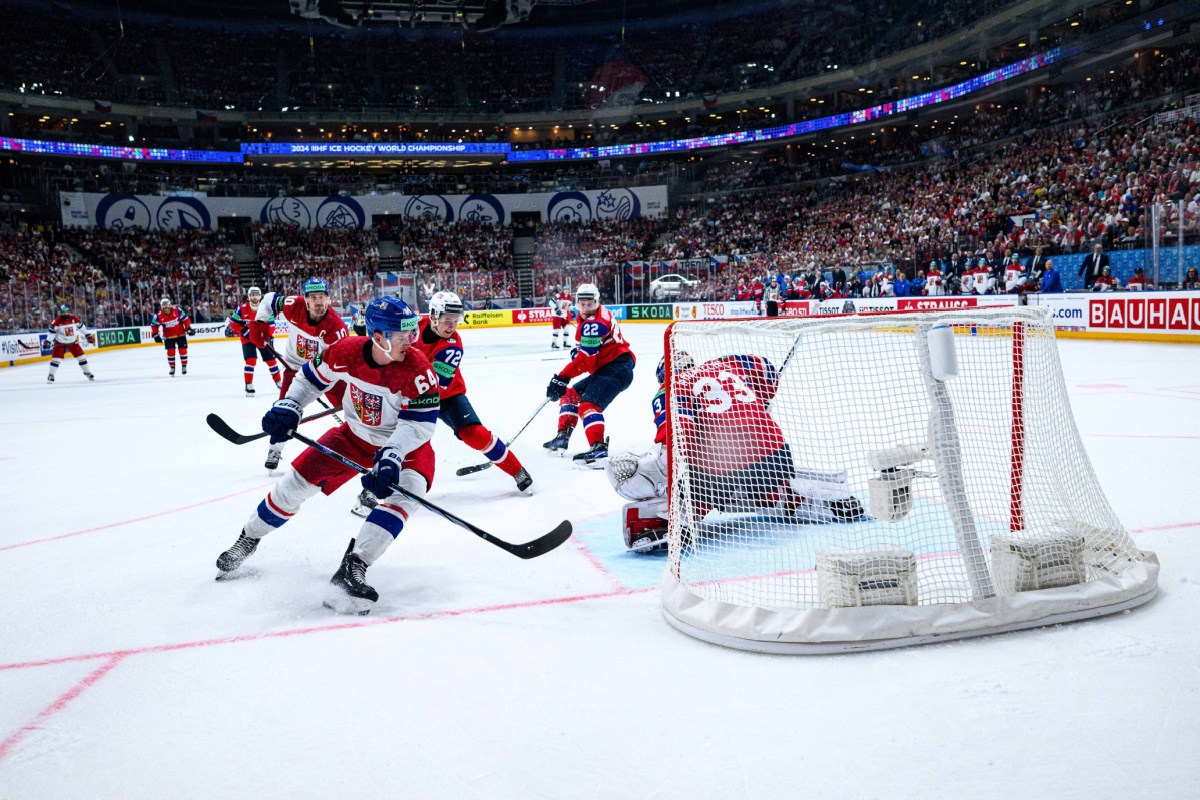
[0,483,272,553]
[0,587,654,674]
[0,654,126,762]
[1130,520,1200,533]
[568,538,625,592]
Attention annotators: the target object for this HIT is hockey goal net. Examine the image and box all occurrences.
[662,306,1158,653]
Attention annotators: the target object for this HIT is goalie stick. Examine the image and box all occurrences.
[455,399,551,477]
[264,342,344,423]
[206,407,340,445]
[206,413,573,559]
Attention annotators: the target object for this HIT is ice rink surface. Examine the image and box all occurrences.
[1,322,1198,799]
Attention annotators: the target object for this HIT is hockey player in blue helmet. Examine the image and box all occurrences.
[217,295,444,614]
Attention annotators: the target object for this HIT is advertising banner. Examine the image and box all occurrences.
[1030,291,1200,339]
[62,186,668,231]
[98,328,142,348]
[627,303,675,321]
[512,307,554,325]
[460,310,513,329]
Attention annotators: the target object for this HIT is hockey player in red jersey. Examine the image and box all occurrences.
[672,354,863,528]
[46,304,95,383]
[216,296,441,614]
[543,283,635,468]
[225,286,281,395]
[251,277,349,471]
[151,298,193,376]
[414,291,532,493]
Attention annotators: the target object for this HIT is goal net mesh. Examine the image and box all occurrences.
[663,307,1153,647]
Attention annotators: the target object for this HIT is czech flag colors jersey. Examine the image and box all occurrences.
[414,317,466,399]
[256,292,348,371]
[49,314,86,345]
[229,301,273,343]
[151,306,190,339]
[559,304,634,380]
[298,337,441,451]
[673,355,785,475]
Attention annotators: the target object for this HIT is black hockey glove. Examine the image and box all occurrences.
[153,334,163,343]
[546,374,570,400]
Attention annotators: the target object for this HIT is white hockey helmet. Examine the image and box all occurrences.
[248,286,262,297]
[160,297,171,307]
[575,283,600,304]
[428,290,464,321]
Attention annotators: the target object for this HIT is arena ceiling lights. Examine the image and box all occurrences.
[0,45,1073,165]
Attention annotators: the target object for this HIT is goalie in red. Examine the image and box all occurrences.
[607,352,864,553]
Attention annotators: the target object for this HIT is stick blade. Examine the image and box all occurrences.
[455,462,492,477]
[207,413,250,445]
[512,520,573,559]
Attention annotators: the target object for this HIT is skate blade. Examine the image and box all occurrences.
[215,566,261,582]
[323,590,374,616]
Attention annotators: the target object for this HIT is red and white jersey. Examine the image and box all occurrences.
[151,306,191,339]
[925,270,944,295]
[673,355,785,474]
[229,300,273,343]
[257,292,348,372]
[1093,275,1118,291]
[49,314,86,345]
[295,337,441,453]
[556,291,573,317]
[559,304,635,381]
[1126,275,1146,291]
[414,317,466,400]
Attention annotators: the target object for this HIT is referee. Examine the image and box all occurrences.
[765,279,782,317]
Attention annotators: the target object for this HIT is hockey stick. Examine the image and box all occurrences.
[264,342,345,423]
[455,399,552,477]
[206,407,340,445]
[287,430,572,559]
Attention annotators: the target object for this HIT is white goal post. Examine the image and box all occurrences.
[661,306,1158,653]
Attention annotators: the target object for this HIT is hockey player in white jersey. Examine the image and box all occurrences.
[46,304,95,383]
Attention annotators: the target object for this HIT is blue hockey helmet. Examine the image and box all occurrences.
[59,304,70,313]
[303,277,329,296]
[365,296,418,340]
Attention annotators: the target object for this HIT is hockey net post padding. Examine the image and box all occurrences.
[661,307,1158,653]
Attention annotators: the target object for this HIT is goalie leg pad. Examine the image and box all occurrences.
[605,447,667,502]
[623,501,669,553]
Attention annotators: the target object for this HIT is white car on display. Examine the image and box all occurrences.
[648,273,700,299]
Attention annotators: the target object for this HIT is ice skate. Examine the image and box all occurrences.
[572,438,609,469]
[216,529,260,576]
[324,540,378,615]
[181,364,187,375]
[245,384,255,396]
[514,468,533,493]
[543,425,573,454]
[264,449,282,471]
[47,374,54,383]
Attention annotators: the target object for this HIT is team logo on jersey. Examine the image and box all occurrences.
[316,196,366,229]
[404,195,454,221]
[457,194,505,225]
[156,197,212,230]
[295,334,320,362]
[350,385,383,426]
[260,196,312,228]
[94,194,152,230]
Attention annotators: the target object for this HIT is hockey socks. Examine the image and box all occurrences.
[244,356,257,385]
[579,402,606,446]
[556,388,580,430]
[458,424,524,477]
[243,471,320,538]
